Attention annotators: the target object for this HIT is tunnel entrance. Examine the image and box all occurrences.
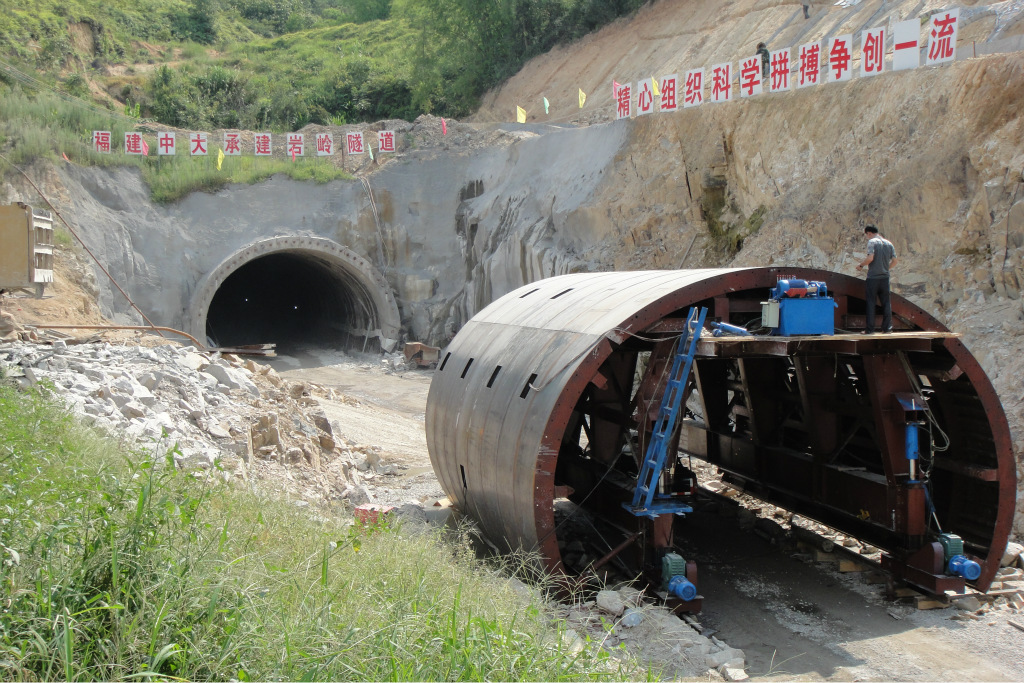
[207,252,360,349]
[190,236,401,353]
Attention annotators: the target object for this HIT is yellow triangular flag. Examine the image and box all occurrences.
[578,88,586,108]
[516,106,527,123]
[652,77,660,97]
[217,147,224,171]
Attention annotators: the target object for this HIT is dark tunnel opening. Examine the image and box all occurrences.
[205,251,382,352]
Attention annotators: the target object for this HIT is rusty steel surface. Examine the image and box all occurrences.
[425,268,1015,593]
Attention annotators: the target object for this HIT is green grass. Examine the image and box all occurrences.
[141,154,352,203]
[0,0,338,68]
[145,19,421,131]
[0,381,644,681]
[1,0,651,128]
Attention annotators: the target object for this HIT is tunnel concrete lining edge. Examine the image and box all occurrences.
[187,236,401,351]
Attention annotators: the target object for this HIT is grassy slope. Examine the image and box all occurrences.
[0,0,418,128]
[0,0,202,67]
[0,2,417,202]
[0,381,643,680]
[0,0,650,129]
[151,20,421,130]
[0,86,353,203]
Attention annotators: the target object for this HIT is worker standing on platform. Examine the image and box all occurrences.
[756,42,771,80]
[856,225,898,333]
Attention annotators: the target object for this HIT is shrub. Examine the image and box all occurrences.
[349,0,393,22]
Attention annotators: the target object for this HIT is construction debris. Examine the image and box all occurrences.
[403,341,441,368]
[1003,542,1023,567]
[0,339,439,510]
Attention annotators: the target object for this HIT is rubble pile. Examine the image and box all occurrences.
[949,566,1024,619]
[0,339,418,509]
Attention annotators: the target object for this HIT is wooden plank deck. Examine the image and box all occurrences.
[696,330,960,357]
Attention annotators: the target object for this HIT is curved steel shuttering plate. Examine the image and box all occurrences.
[425,268,1015,590]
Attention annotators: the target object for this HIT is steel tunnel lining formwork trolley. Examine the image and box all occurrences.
[425,268,1016,609]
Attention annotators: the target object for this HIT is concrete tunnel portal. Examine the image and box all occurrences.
[188,236,401,353]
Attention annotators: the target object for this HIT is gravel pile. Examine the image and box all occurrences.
[0,339,430,512]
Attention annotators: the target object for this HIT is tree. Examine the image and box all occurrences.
[393,0,520,116]
[187,0,220,44]
[348,0,393,22]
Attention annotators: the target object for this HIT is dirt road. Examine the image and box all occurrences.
[266,348,440,505]
[681,510,1024,680]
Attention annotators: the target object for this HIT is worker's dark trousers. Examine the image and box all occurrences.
[865,276,892,333]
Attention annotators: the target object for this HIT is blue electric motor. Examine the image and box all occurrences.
[668,575,698,601]
[939,533,981,581]
[770,279,829,300]
[661,552,697,601]
[948,554,982,581]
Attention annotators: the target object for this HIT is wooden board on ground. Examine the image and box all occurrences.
[916,595,949,610]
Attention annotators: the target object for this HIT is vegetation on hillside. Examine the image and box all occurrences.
[0,0,650,129]
[0,86,352,202]
[146,20,421,130]
[0,0,650,199]
[0,380,645,680]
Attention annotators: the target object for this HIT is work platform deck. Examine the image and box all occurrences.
[696,330,961,357]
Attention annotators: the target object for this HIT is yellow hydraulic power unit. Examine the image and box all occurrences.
[0,203,54,297]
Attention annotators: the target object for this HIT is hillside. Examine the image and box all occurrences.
[0,0,653,129]
[474,0,1024,123]
[0,0,418,128]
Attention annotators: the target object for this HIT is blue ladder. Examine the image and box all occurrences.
[624,306,707,518]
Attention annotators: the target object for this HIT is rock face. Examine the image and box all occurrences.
[2,1,1024,531]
